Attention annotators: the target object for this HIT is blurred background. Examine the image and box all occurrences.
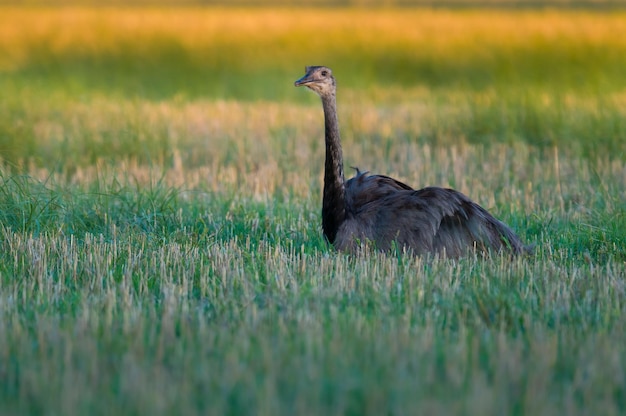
[3,0,625,5]
[1,1,625,169]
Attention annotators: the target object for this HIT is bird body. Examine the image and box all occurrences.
[295,65,530,257]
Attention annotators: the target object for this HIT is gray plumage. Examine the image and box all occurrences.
[295,65,530,257]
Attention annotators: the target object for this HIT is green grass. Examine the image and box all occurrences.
[0,6,625,415]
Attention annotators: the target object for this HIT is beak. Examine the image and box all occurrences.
[294,74,311,87]
[294,66,313,87]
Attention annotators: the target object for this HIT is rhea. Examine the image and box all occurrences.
[295,65,530,257]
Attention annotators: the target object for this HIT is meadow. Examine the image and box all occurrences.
[0,6,625,415]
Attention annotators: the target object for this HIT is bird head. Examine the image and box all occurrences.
[294,66,336,97]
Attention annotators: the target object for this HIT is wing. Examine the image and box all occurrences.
[409,187,526,256]
[341,181,526,256]
[344,169,413,214]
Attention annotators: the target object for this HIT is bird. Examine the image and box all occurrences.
[294,65,531,257]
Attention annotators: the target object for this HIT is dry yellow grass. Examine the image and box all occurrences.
[8,95,624,220]
[1,7,626,71]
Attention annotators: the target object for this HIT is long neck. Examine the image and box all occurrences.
[320,91,346,244]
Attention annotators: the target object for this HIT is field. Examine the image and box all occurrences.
[0,6,625,415]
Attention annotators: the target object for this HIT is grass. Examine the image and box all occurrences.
[0,6,625,415]
[2,8,626,163]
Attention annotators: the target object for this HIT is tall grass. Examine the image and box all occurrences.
[0,175,624,414]
[0,6,625,415]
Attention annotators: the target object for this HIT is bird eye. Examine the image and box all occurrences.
[321,70,328,77]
